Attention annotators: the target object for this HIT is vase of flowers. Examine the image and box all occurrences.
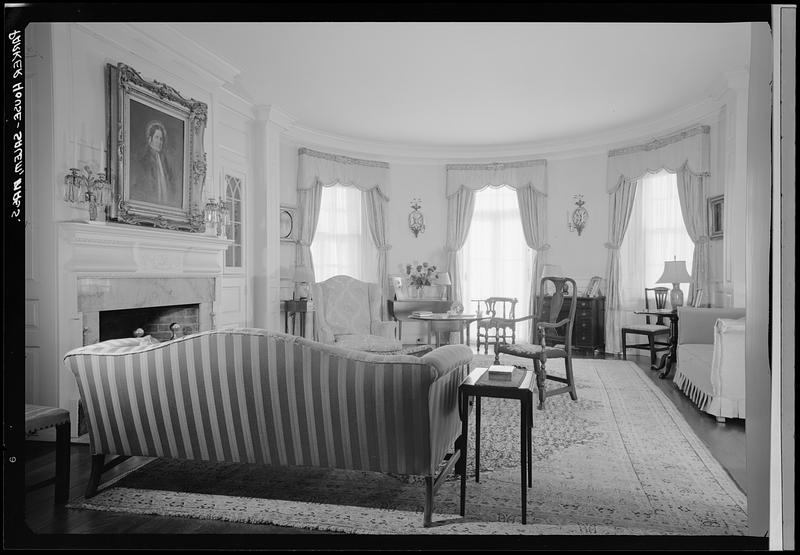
[405,262,439,298]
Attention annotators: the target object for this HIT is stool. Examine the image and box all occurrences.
[25,404,71,504]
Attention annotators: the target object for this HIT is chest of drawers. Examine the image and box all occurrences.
[541,295,605,352]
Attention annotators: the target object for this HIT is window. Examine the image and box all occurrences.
[224,173,243,269]
[462,185,533,338]
[618,169,694,325]
[310,184,377,282]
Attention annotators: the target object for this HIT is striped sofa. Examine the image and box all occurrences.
[64,328,473,526]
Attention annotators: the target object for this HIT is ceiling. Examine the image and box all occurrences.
[170,22,751,149]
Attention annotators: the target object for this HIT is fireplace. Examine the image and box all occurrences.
[100,303,200,341]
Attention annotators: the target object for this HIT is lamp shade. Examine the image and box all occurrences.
[541,264,564,278]
[433,271,452,286]
[656,260,691,284]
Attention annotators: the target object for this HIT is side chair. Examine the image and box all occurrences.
[492,277,578,410]
[621,287,671,366]
[475,297,518,354]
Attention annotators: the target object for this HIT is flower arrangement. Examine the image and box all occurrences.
[406,262,439,289]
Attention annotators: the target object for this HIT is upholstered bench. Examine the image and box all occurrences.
[25,404,71,503]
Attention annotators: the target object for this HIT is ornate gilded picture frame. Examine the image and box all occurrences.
[106,62,207,231]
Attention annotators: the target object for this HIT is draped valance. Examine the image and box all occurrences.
[446,159,547,198]
[606,125,710,192]
[297,147,391,200]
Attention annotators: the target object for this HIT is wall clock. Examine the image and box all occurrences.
[280,205,297,242]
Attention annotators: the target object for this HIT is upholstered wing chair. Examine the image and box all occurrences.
[311,274,401,353]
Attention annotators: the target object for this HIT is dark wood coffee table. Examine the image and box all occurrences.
[458,366,534,524]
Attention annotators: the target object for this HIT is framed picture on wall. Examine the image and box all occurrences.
[708,195,724,239]
[106,62,208,232]
[280,205,298,242]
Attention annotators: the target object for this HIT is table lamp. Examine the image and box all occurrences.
[657,258,692,308]
[294,264,315,300]
[433,271,452,300]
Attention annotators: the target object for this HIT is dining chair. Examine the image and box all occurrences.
[620,287,671,365]
[475,297,518,354]
[492,277,578,410]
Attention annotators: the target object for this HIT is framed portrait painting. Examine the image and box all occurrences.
[106,62,208,232]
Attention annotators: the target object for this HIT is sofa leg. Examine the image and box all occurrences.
[423,476,434,527]
[85,454,105,498]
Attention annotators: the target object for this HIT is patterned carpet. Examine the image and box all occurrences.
[68,357,747,535]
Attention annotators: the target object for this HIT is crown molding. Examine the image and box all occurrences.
[254,105,296,130]
[284,95,726,165]
[75,23,241,90]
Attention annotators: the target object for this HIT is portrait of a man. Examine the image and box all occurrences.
[129,99,185,209]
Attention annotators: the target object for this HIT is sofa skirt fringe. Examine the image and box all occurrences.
[674,369,746,419]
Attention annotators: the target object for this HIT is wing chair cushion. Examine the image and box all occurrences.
[317,276,373,337]
[335,333,402,353]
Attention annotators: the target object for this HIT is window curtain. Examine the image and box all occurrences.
[604,125,710,353]
[515,185,549,338]
[296,148,391,307]
[445,159,547,307]
[603,177,639,354]
[676,164,710,301]
[445,187,476,305]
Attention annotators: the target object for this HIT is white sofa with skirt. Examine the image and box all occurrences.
[674,306,746,422]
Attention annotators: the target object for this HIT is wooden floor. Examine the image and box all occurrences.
[15,351,747,546]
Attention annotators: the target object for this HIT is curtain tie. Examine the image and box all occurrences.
[535,243,551,252]
[378,244,392,252]
[298,241,312,247]
[604,242,620,250]
[445,246,459,253]
[696,236,710,245]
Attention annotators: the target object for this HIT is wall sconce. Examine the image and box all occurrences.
[567,194,588,236]
[218,198,230,239]
[64,166,110,221]
[408,198,425,237]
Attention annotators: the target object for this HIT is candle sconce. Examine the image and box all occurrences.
[203,196,230,238]
[64,166,110,221]
[567,194,588,236]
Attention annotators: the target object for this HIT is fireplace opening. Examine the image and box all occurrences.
[99,304,200,342]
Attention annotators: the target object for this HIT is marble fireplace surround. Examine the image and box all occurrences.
[79,277,214,345]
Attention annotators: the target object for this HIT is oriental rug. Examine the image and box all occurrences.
[68,358,747,535]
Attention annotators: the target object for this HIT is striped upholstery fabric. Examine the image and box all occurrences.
[64,328,472,478]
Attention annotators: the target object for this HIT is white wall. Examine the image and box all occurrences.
[546,153,609,292]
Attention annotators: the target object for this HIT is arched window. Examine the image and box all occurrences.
[224,172,243,269]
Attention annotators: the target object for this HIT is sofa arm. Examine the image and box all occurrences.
[677,307,746,345]
[370,319,398,339]
[711,317,746,398]
[422,344,473,475]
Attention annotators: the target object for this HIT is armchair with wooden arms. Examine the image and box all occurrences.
[475,297,518,354]
[492,277,578,410]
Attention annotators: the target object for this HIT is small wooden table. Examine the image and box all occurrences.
[634,308,678,379]
[458,366,534,524]
[409,313,487,348]
[282,299,313,337]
